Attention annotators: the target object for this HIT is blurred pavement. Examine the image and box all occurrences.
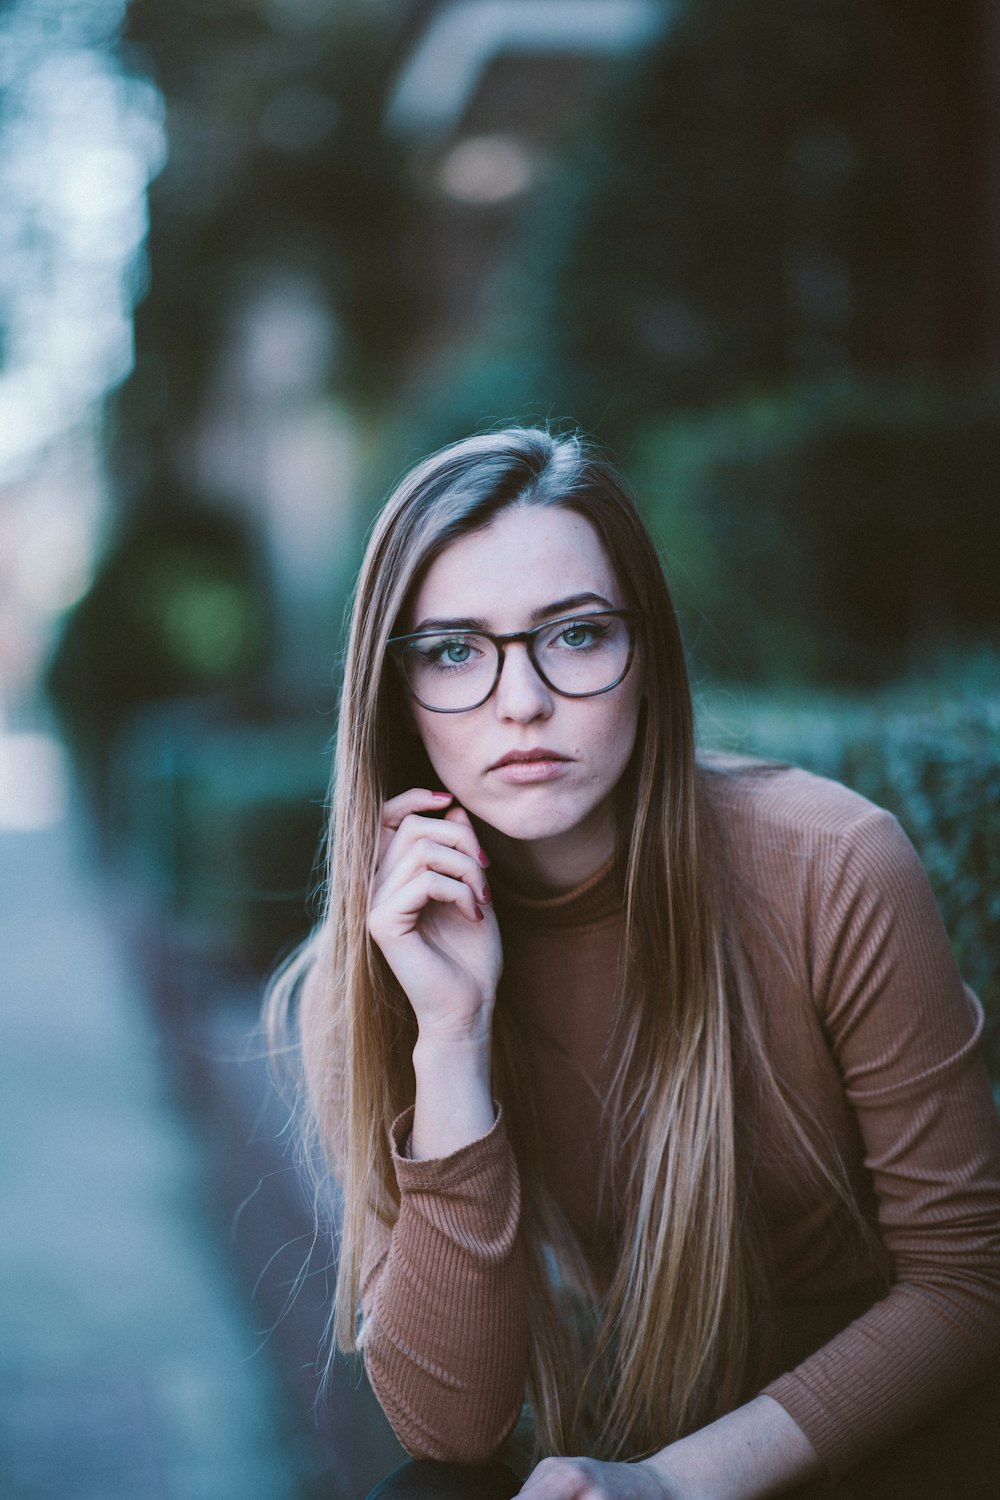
[0,801,302,1499]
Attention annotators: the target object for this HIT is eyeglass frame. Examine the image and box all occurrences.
[386,607,640,714]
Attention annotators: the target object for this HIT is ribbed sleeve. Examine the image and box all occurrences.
[761,807,1000,1478]
[359,1104,527,1463]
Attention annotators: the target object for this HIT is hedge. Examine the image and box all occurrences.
[635,376,1000,685]
[698,676,1000,1086]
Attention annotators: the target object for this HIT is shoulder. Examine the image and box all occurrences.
[696,753,932,954]
[698,755,964,1014]
[697,751,897,857]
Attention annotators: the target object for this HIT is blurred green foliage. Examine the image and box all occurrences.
[700,673,1000,1083]
[632,375,1000,683]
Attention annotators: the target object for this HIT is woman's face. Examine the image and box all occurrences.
[402,504,643,889]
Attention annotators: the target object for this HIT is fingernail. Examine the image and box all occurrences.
[431,790,453,801]
[481,882,491,904]
[477,847,490,867]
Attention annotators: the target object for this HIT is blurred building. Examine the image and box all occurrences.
[383,0,668,369]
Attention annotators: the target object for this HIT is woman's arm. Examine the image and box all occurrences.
[355,788,527,1461]
[410,1023,496,1160]
[360,1104,527,1464]
[758,806,1000,1478]
[643,1396,821,1498]
[519,1395,821,1498]
[652,803,1000,1496]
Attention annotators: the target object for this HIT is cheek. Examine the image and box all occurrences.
[415,719,474,784]
[593,688,643,763]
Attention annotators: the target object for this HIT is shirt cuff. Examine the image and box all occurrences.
[389,1102,508,1188]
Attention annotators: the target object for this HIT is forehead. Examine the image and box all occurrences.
[409,505,619,625]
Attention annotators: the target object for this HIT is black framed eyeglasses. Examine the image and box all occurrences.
[387,608,639,713]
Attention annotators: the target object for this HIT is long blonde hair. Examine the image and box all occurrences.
[265,427,877,1458]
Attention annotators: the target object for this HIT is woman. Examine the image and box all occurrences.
[267,427,1000,1500]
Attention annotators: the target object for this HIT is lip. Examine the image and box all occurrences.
[487,748,572,785]
[489,748,570,770]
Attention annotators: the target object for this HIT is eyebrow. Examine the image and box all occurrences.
[411,592,617,634]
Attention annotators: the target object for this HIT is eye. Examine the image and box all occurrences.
[553,619,608,650]
[421,636,484,668]
[441,640,472,664]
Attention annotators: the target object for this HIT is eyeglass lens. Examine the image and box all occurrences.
[399,614,632,711]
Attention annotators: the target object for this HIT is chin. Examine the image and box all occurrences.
[473,792,603,846]
[486,813,575,844]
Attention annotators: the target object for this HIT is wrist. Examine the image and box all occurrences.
[637,1452,684,1500]
[410,1030,495,1160]
[640,1397,823,1500]
[413,998,494,1057]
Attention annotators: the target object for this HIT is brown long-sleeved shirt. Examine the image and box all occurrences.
[354,764,1000,1484]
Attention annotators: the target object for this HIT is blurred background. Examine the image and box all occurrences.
[2,1,998,1495]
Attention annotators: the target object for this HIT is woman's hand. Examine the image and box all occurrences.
[518,1457,672,1500]
[368,788,503,1049]
[369,788,503,1158]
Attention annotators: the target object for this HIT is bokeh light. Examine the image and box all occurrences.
[0,0,165,740]
[0,11,165,482]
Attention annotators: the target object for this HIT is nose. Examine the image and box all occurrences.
[492,642,553,721]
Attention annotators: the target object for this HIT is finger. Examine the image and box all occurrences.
[379,809,486,874]
[441,801,488,857]
[381,788,452,832]
[369,870,482,939]
[442,802,491,867]
[379,790,453,861]
[376,838,491,907]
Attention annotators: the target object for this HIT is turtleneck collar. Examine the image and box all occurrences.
[489,844,626,929]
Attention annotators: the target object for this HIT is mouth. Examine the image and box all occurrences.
[487,749,573,785]
[489,748,570,771]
